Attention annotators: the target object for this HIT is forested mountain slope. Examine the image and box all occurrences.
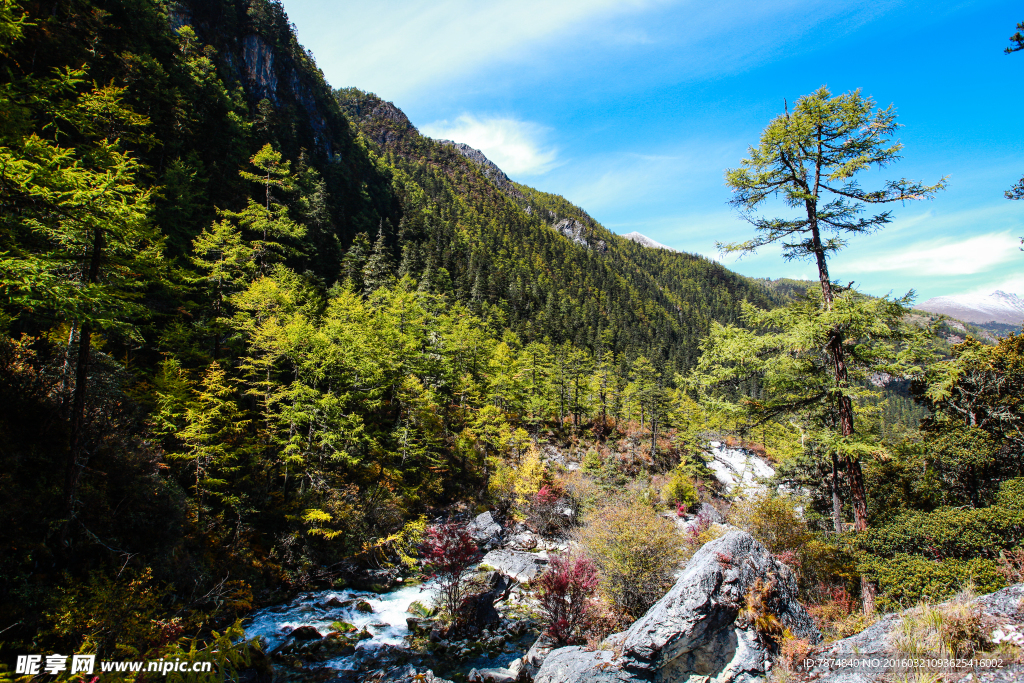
[334,87,780,372]
[8,0,1017,672]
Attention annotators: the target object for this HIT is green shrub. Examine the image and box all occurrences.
[577,498,684,619]
[660,467,698,509]
[860,554,1004,611]
[728,492,810,555]
[997,477,1024,510]
[856,505,1024,560]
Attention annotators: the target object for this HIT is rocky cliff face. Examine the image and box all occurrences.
[436,140,526,201]
[535,530,820,683]
[174,0,348,161]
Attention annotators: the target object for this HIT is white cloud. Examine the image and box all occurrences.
[420,114,559,176]
[839,232,1021,276]
[286,0,661,100]
[284,0,895,102]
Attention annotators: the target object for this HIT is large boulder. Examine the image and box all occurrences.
[535,530,820,683]
[469,511,504,548]
[481,549,548,583]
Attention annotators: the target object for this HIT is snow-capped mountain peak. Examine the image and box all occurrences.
[919,290,1024,325]
[622,231,674,251]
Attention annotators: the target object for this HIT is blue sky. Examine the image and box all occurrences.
[281,0,1024,303]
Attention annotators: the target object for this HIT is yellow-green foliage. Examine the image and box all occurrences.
[359,516,426,569]
[577,498,684,618]
[515,445,547,502]
[46,568,169,660]
[489,457,519,513]
[888,593,987,679]
[489,443,549,511]
[728,492,810,555]
[158,622,260,683]
[661,466,698,508]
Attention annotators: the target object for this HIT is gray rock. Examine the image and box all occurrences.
[808,583,1024,683]
[522,635,557,679]
[510,532,538,550]
[534,647,619,683]
[481,549,549,583]
[378,664,455,683]
[534,530,820,683]
[469,511,503,546]
[695,502,725,525]
[467,666,518,682]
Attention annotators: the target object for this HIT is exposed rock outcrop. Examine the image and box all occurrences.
[436,140,525,201]
[806,583,1024,682]
[535,530,820,683]
[468,510,503,548]
[481,549,549,583]
[242,34,277,102]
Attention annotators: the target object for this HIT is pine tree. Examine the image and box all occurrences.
[720,86,945,536]
[172,361,247,524]
[230,143,305,271]
[362,227,395,293]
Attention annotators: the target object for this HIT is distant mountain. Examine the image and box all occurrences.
[622,232,674,251]
[335,88,782,370]
[919,291,1024,326]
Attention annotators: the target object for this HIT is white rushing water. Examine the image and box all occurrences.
[243,582,437,668]
[706,441,775,494]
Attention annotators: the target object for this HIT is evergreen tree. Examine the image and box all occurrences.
[720,86,945,536]
[171,361,247,525]
[230,143,304,271]
[363,227,395,293]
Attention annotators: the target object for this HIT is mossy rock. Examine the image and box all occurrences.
[356,600,373,613]
[331,620,358,633]
[407,600,436,618]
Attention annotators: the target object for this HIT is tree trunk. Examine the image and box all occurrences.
[63,228,104,543]
[830,451,843,533]
[810,220,874,612]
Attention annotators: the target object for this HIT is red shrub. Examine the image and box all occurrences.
[536,554,599,645]
[420,522,482,621]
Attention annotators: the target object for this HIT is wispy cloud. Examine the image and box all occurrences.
[420,114,559,176]
[290,0,662,100]
[286,0,898,102]
[839,232,1021,276]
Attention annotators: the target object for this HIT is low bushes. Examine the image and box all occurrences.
[576,498,683,619]
[535,554,599,645]
[859,554,1004,612]
[855,505,1024,561]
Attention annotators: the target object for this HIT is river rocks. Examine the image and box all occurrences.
[469,511,504,548]
[289,625,323,640]
[407,616,430,634]
[373,664,454,683]
[535,530,820,683]
[509,532,539,550]
[356,599,374,613]
[467,665,519,682]
[521,634,557,679]
[481,549,548,583]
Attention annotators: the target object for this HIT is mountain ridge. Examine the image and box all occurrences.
[919,290,1024,325]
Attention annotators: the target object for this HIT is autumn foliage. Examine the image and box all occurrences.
[536,553,600,645]
[420,522,482,622]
